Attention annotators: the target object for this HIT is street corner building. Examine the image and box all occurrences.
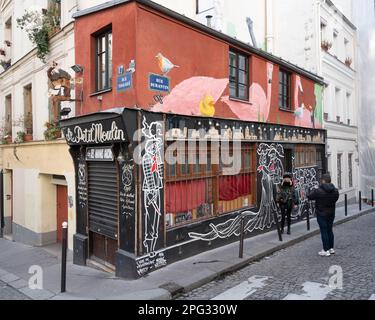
[59,0,328,279]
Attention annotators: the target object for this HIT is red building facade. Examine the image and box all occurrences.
[62,0,327,278]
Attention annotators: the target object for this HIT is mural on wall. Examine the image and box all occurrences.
[151,61,322,129]
[189,143,284,241]
[156,53,180,75]
[221,62,274,122]
[292,166,319,219]
[141,117,164,255]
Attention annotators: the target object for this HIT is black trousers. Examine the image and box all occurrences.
[280,204,292,230]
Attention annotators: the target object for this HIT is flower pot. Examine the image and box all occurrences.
[6,136,12,144]
[25,134,33,142]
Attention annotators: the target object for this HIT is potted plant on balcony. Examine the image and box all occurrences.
[24,113,33,141]
[0,48,5,56]
[345,57,352,67]
[44,121,61,141]
[15,131,26,143]
[4,40,11,47]
[321,40,332,51]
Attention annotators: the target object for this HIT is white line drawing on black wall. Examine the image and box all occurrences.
[141,117,164,255]
[292,166,319,219]
[189,143,284,241]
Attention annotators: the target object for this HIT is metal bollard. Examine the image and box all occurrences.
[372,189,374,207]
[345,194,348,216]
[359,191,362,211]
[61,222,68,293]
[239,216,245,259]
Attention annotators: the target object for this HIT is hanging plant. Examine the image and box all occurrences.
[16,3,60,63]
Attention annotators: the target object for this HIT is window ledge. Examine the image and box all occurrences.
[90,88,112,97]
[229,97,252,105]
[279,107,294,113]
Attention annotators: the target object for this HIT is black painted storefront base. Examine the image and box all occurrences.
[116,250,139,279]
[73,233,88,266]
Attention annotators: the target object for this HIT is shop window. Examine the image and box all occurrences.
[279,69,291,111]
[229,50,249,101]
[95,29,112,92]
[295,146,317,168]
[165,143,255,228]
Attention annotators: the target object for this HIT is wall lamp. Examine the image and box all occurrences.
[71,64,84,73]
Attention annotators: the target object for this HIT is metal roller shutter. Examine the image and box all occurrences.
[88,161,118,240]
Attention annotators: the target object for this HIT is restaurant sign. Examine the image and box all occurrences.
[86,147,114,162]
[64,119,126,145]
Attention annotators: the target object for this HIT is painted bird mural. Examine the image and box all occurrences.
[294,103,306,119]
[200,94,216,117]
[156,53,180,75]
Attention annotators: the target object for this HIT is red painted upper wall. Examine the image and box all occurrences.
[74,2,322,129]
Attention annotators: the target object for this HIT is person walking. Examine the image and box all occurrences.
[307,174,339,257]
[276,173,298,235]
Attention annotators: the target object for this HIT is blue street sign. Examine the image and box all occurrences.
[149,73,170,92]
[117,72,132,92]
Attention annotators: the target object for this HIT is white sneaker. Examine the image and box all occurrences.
[329,249,335,254]
[318,250,331,257]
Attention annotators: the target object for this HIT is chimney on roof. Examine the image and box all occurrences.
[206,15,213,28]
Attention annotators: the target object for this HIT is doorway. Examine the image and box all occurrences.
[283,148,293,173]
[87,160,119,268]
[56,185,68,243]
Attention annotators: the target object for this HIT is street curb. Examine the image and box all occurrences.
[173,207,375,299]
[0,267,56,300]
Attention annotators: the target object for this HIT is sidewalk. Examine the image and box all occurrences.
[0,203,374,300]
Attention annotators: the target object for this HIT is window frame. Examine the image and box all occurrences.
[337,153,343,190]
[279,69,292,111]
[229,49,250,101]
[95,29,113,92]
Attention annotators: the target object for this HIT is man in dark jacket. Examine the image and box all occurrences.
[308,174,339,257]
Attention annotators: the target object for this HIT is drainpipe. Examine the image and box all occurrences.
[0,170,4,238]
[265,0,274,53]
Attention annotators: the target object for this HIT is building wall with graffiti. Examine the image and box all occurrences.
[69,1,327,279]
[74,2,324,129]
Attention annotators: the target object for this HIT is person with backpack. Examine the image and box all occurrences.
[276,173,298,235]
[307,174,340,257]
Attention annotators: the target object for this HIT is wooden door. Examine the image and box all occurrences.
[57,185,68,243]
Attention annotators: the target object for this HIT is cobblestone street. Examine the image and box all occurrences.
[0,281,29,300]
[178,213,375,300]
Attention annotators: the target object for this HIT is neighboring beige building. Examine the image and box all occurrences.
[0,0,77,248]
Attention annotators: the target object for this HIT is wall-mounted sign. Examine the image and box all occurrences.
[117,72,132,92]
[149,73,170,92]
[86,147,114,162]
[118,65,125,75]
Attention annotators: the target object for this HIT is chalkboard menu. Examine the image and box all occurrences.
[119,156,136,253]
[77,157,88,208]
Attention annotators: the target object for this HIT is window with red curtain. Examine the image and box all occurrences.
[219,173,252,201]
[166,179,207,213]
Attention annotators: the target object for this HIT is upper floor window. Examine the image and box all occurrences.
[229,50,249,101]
[279,69,291,111]
[96,29,112,92]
